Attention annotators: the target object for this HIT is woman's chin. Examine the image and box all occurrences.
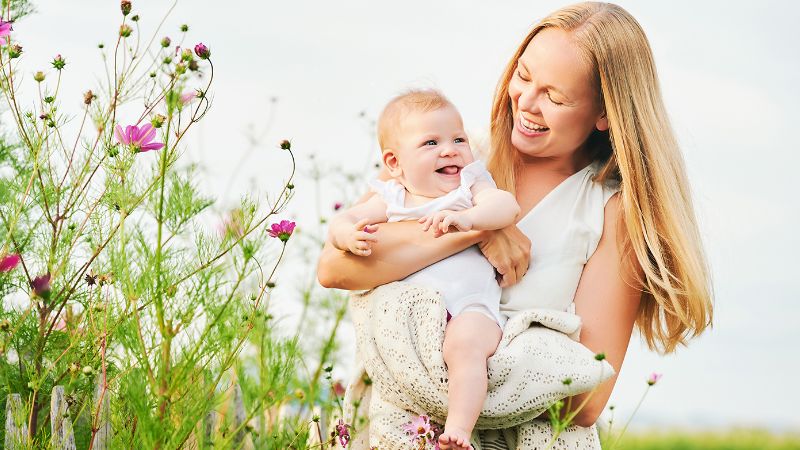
[511,128,547,156]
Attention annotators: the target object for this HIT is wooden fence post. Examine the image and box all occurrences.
[4,393,28,449]
[50,386,77,450]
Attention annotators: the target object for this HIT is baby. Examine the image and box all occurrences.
[328,89,520,449]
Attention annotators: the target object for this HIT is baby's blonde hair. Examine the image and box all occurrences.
[377,89,454,151]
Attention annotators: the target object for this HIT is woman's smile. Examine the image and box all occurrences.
[517,114,550,137]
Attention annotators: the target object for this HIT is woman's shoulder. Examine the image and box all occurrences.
[586,160,620,207]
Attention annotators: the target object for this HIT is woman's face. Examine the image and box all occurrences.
[508,28,608,162]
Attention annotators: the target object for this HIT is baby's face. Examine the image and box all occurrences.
[390,105,474,198]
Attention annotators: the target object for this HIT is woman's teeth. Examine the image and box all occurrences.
[520,116,549,132]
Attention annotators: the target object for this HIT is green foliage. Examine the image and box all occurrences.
[612,430,800,450]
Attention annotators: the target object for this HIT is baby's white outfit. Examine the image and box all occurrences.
[368,160,506,327]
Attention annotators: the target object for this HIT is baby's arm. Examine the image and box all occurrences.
[328,194,389,256]
[421,180,520,237]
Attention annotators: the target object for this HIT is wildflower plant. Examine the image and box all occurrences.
[0,0,300,447]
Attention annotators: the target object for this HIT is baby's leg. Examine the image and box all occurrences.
[439,311,502,450]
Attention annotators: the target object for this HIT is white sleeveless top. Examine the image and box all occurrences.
[368,161,506,326]
[500,161,620,317]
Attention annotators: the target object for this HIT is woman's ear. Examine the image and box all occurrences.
[382,150,403,178]
[596,111,609,132]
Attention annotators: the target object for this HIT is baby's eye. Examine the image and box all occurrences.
[454,137,466,144]
[424,139,437,146]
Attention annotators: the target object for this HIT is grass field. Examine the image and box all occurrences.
[609,429,800,450]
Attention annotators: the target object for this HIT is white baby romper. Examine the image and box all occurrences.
[368,160,506,327]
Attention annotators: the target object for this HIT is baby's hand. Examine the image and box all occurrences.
[345,218,379,256]
[419,210,473,238]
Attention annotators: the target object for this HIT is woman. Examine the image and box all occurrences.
[318,2,713,448]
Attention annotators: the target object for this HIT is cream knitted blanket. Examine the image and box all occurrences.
[341,282,613,450]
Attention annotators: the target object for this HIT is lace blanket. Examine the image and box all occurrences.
[341,282,613,449]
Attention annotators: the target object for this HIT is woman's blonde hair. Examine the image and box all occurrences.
[488,2,713,353]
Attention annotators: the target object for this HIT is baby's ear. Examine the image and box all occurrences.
[382,149,403,178]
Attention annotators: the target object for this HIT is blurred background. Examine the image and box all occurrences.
[12,0,799,439]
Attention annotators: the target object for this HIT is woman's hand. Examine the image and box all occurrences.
[477,225,532,287]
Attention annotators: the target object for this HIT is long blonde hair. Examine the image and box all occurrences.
[488,2,713,353]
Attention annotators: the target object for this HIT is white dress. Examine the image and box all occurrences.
[480,160,620,449]
[368,160,506,327]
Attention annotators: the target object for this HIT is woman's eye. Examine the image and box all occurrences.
[516,70,530,82]
[546,91,563,106]
[424,140,437,146]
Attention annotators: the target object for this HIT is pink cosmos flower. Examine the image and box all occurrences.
[334,418,350,447]
[180,91,196,105]
[0,253,21,272]
[114,123,165,153]
[402,414,436,444]
[31,273,51,297]
[647,372,663,386]
[268,220,296,242]
[0,17,12,40]
[194,42,210,59]
[333,380,346,397]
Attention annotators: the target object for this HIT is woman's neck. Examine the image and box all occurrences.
[517,148,593,179]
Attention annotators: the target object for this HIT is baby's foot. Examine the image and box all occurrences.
[438,426,473,450]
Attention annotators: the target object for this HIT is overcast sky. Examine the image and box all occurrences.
[9,0,800,431]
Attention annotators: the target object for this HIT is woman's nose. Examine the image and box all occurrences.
[517,86,543,115]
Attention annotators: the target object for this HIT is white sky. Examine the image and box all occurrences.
[9,0,800,431]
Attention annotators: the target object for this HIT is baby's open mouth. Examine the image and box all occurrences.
[436,166,461,175]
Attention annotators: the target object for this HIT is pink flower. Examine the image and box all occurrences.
[114,123,165,153]
[0,253,21,272]
[179,91,196,105]
[402,414,438,444]
[334,419,350,447]
[268,220,296,242]
[31,273,51,298]
[647,372,662,386]
[333,380,346,397]
[194,42,210,59]
[333,201,343,211]
[0,17,12,40]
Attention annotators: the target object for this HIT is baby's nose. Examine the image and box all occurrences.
[440,145,458,157]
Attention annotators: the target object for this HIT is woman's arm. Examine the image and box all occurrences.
[567,193,643,427]
[317,221,485,290]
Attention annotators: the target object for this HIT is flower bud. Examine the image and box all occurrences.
[119,24,132,38]
[151,114,166,129]
[181,48,193,62]
[0,319,10,332]
[84,90,94,105]
[120,0,132,16]
[8,44,22,59]
[266,281,276,289]
[98,43,105,49]
[180,24,189,32]
[162,56,172,65]
[44,96,55,104]
[33,71,45,82]
[160,36,171,48]
[82,365,94,375]
[279,139,291,150]
[175,62,186,75]
[131,14,139,22]
[51,54,66,70]
[188,60,199,72]
[194,42,210,60]
[69,363,80,374]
